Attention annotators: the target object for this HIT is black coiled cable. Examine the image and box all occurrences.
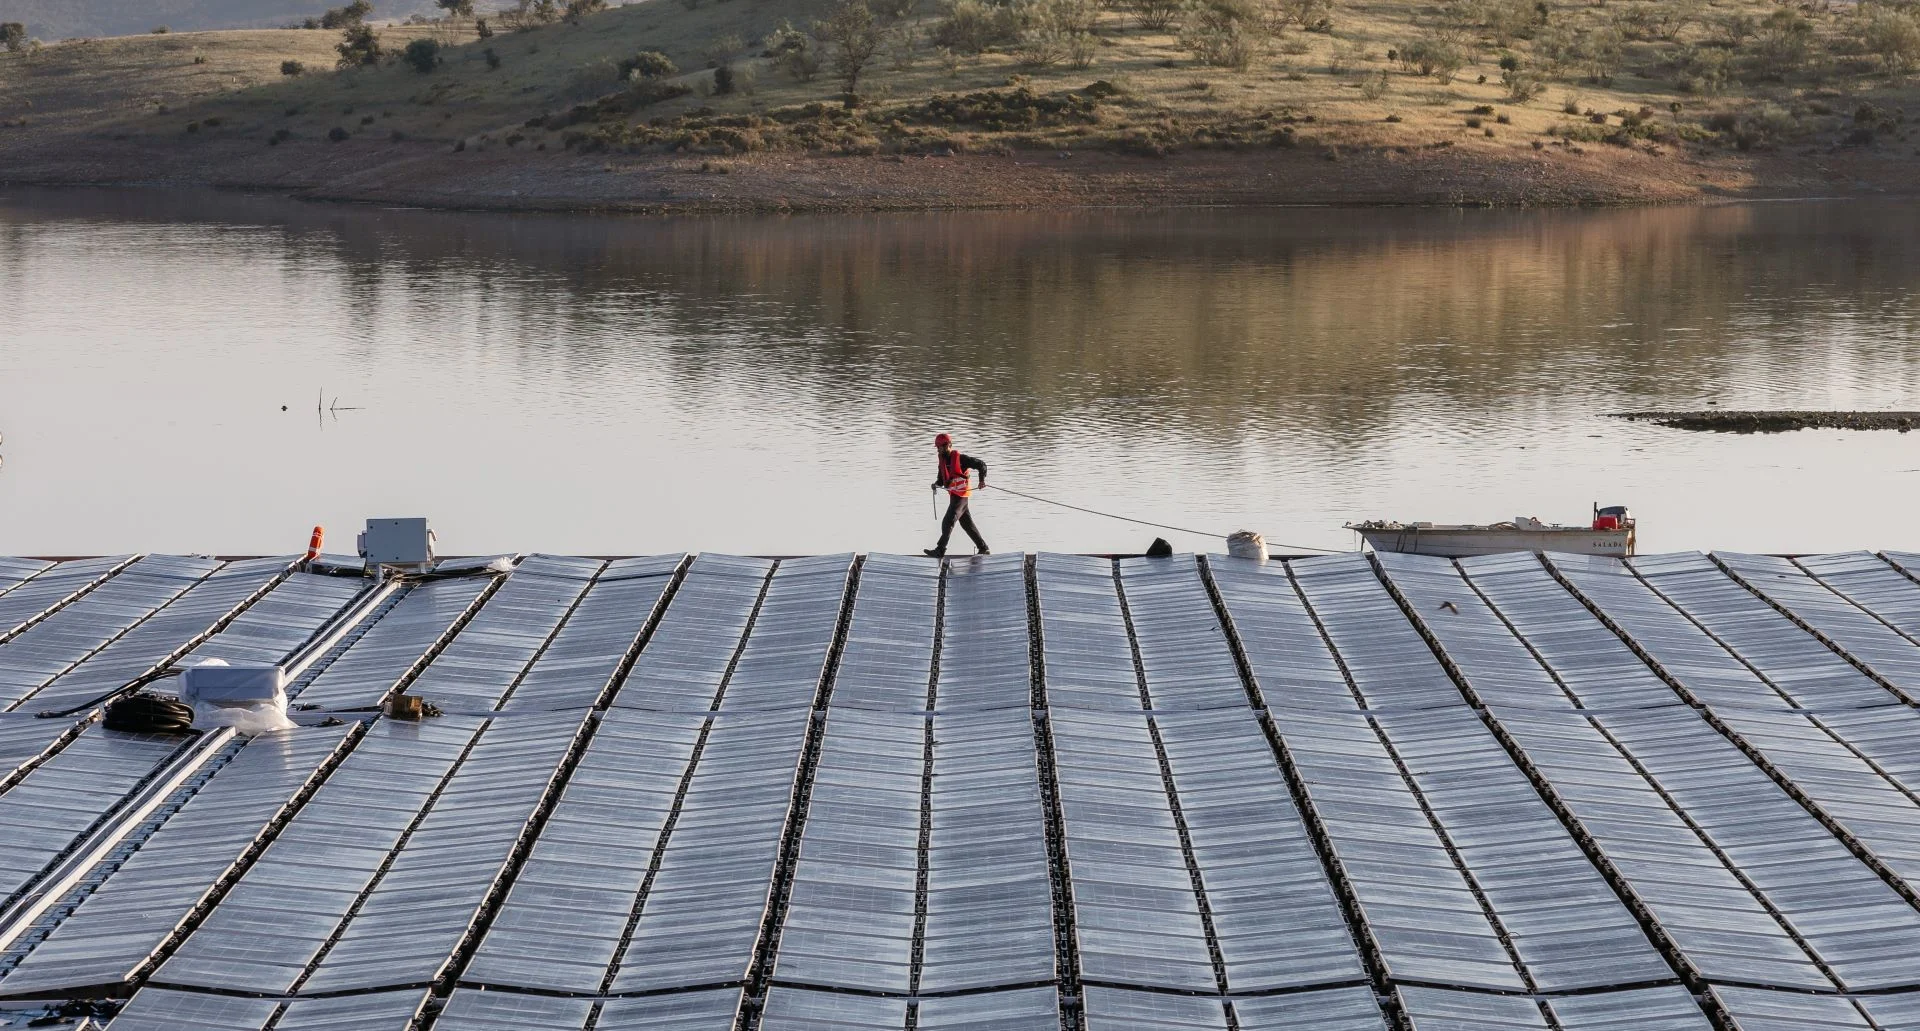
[103,693,196,734]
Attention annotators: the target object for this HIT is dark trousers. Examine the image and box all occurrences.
[936,494,989,553]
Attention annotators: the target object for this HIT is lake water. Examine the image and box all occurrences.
[2,188,1918,557]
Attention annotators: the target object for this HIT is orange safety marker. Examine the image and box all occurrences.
[303,526,324,566]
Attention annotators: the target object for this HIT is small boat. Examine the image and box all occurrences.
[1346,505,1635,558]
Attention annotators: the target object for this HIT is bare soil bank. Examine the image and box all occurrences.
[5,129,1919,213]
[1615,411,1920,433]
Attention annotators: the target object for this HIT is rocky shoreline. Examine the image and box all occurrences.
[1613,411,1920,433]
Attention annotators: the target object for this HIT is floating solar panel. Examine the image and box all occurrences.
[1082,986,1226,1031]
[0,724,353,996]
[106,982,427,1030]
[915,987,1061,1031]
[1370,708,1672,991]
[1285,555,1462,709]
[613,554,774,711]
[919,711,1055,993]
[1547,555,1805,712]
[774,709,922,994]
[1626,553,1898,709]
[1546,986,1714,1031]
[0,714,79,786]
[149,716,490,994]
[23,559,292,714]
[607,709,811,993]
[1116,555,1248,711]
[1709,986,1875,1031]
[433,990,594,1031]
[1492,708,1834,991]
[1034,554,1142,710]
[596,989,746,1031]
[459,709,706,993]
[291,575,497,710]
[506,556,684,711]
[1373,552,1580,710]
[832,554,940,711]
[1397,986,1548,1031]
[1231,986,1388,1031]
[1206,556,1360,710]
[0,556,132,642]
[1798,552,1920,642]
[759,986,907,1031]
[1154,709,1366,992]
[1715,551,1920,701]
[1272,709,1526,992]
[181,571,368,668]
[934,553,1032,711]
[1049,709,1217,993]
[0,556,223,712]
[1594,706,1920,991]
[401,560,603,711]
[1814,705,1920,797]
[0,726,191,911]
[1454,552,1681,709]
[720,555,854,711]
[1708,705,1920,893]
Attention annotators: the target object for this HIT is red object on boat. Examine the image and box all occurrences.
[1593,515,1620,530]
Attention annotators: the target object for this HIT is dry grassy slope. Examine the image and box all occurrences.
[0,0,1916,208]
[1,0,440,39]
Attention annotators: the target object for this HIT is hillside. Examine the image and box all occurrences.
[0,0,443,39]
[0,0,1915,211]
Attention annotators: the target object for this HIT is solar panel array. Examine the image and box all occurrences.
[4,550,1920,1030]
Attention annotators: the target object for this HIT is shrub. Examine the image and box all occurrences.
[765,22,822,79]
[336,24,381,67]
[713,64,737,93]
[485,46,501,68]
[1501,58,1543,100]
[1398,29,1466,82]
[1465,115,1483,127]
[1181,0,1275,69]
[328,126,350,141]
[0,23,24,51]
[404,37,442,71]
[476,16,493,36]
[1278,0,1334,32]
[1575,22,1623,85]
[1015,0,1098,69]
[320,0,374,29]
[621,50,677,79]
[152,25,171,33]
[1133,0,1184,31]
[193,54,210,64]
[1749,8,1813,80]
[1859,5,1920,75]
[438,0,475,14]
[1359,68,1390,98]
[564,0,608,22]
[931,0,1018,54]
[1328,38,1366,73]
[282,58,307,74]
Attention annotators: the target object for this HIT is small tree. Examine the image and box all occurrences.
[765,21,822,79]
[1,22,26,51]
[321,0,374,29]
[1576,22,1624,85]
[404,37,442,70]
[336,23,382,67]
[282,58,307,74]
[437,0,475,15]
[815,0,885,107]
[1749,7,1812,79]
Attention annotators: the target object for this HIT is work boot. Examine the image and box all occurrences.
[923,547,946,558]
[976,546,991,555]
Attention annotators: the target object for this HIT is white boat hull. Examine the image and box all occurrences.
[1354,527,1634,558]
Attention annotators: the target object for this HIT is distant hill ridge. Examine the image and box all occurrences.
[0,0,441,39]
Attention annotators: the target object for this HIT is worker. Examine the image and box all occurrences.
[925,433,990,557]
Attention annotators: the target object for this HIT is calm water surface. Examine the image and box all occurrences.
[2,188,1918,556]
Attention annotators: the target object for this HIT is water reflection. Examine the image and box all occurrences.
[1,188,1917,555]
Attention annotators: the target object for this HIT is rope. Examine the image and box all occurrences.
[103,693,196,734]
[981,484,1346,554]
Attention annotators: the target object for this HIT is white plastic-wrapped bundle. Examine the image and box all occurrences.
[179,659,295,735]
[1226,531,1269,562]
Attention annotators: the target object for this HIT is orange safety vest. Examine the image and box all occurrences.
[940,450,972,498]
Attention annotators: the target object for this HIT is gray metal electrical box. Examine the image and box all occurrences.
[360,518,435,567]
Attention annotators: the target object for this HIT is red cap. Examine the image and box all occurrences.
[934,433,952,448]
